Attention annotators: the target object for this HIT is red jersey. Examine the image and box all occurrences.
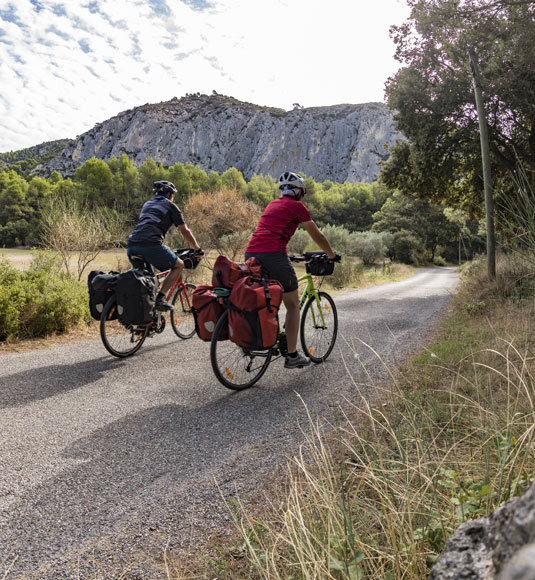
[246,196,312,253]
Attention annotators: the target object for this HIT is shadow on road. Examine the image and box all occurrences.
[0,372,328,577]
[0,356,127,409]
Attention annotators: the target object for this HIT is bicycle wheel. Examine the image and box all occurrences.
[100,295,148,357]
[210,310,273,390]
[170,282,196,339]
[300,291,338,363]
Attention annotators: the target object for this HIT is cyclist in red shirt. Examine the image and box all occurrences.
[245,171,338,369]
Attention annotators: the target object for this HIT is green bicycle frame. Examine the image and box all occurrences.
[297,272,328,329]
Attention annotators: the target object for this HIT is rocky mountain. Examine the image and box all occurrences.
[0,139,73,177]
[37,93,401,183]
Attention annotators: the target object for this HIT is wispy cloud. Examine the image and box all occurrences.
[0,0,410,152]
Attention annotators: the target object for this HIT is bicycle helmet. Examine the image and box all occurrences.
[153,180,178,195]
[278,171,306,195]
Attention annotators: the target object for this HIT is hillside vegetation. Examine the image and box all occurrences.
[0,139,72,178]
[0,158,484,264]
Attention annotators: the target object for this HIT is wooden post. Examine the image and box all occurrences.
[469,48,496,279]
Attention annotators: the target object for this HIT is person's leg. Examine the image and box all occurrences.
[137,245,181,311]
[282,290,300,353]
[160,258,183,296]
[282,289,310,368]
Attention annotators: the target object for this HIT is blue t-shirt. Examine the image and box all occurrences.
[128,195,185,246]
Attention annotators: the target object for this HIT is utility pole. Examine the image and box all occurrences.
[469,48,496,279]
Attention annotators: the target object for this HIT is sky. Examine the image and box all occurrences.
[0,0,411,153]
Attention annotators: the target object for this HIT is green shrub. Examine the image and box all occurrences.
[0,253,91,341]
[348,231,387,265]
[287,227,310,255]
[433,255,447,266]
[320,224,350,254]
[392,230,426,265]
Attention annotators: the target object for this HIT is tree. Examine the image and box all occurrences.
[0,171,30,245]
[184,163,209,193]
[108,153,140,213]
[137,157,167,198]
[372,191,459,260]
[244,174,278,207]
[75,158,114,208]
[221,167,246,192]
[41,196,127,280]
[348,232,388,265]
[168,163,193,205]
[382,0,535,214]
[184,188,261,260]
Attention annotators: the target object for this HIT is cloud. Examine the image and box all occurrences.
[0,0,410,152]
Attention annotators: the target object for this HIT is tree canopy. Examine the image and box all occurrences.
[381,0,535,215]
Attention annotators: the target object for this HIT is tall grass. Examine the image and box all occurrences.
[225,255,535,580]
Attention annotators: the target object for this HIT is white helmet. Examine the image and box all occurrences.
[278,171,306,194]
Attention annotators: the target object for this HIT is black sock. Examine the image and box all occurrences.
[287,351,297,358]
[157,291,165,299]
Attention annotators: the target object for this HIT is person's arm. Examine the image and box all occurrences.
[301,220,336,259]
[178,224,201,251]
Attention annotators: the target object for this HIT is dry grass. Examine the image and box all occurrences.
[203,255,535,580]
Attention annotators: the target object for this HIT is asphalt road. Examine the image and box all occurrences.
[0,267,459,579]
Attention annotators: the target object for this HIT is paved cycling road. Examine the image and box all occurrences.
[0,267,459,579]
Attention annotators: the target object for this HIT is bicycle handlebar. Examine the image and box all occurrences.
[289,253,342,263]
[175,248,205,258]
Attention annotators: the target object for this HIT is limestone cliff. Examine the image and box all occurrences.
[40,93,401,183]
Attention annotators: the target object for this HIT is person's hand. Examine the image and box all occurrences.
[331,253,342,262]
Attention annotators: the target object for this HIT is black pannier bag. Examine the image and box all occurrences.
[114,269,158,325]
[88,270,120,321]
[304,251,335,276]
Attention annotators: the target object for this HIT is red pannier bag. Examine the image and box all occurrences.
[192,285,229,341]
[211,255,262,288]
[228,277,283,350]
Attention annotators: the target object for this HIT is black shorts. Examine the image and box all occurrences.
[244,252,298,293]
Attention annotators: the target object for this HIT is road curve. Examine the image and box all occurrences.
[0,267,459,579]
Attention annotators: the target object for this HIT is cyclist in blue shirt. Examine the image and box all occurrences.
[127,180,201,311]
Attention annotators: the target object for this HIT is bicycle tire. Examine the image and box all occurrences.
[300,291,338,363]
[170,282,196,339]
[210,310,273,390]
[100,295,148,357]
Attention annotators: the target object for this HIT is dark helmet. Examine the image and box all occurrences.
[278,171,306,195]
[153,180,177,196]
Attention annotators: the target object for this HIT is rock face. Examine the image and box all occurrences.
[40,93,400,182]
[430,481,535,579]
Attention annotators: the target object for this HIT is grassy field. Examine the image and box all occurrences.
[0,247,130,273]
[0,247,416,288]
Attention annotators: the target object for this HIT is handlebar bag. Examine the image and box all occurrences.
[304,251,335,276]
[192,285,229,341]
[211,255,262,288]
[228,277,283,350]
[114,269,158,325]
[88,270,120,321]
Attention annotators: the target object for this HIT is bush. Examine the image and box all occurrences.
[320,224,350,254]
[0,253,91,341]
[348,231,387,265]
[433,255,447,266]
[287,228,310,255]
[391,230,426,265]
[183,188,261,260]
